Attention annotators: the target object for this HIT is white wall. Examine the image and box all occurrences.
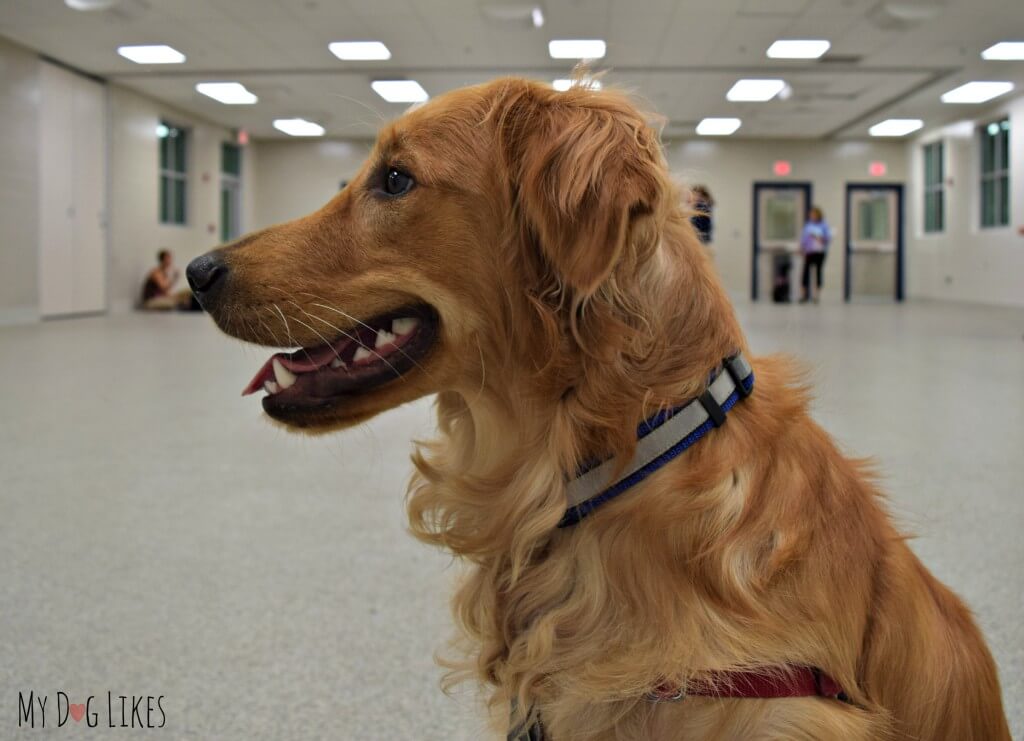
[249,140,370,230]
[905,94,1024,308]
[244,136,908,302]
[0,36,40,322]
[108,86,247,311]
[0,35,256,318]
[665,138,908,301]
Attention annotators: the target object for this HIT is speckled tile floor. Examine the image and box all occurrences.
[1,299,1021,740]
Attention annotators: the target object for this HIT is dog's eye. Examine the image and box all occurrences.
[383,167,414,196]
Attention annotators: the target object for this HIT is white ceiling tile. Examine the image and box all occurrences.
[0,0,1017,139]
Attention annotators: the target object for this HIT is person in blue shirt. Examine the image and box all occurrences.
[690,185,714,245]
[799,206,831,303]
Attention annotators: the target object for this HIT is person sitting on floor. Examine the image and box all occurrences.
[141,249,197,310]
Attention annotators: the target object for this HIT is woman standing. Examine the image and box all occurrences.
[799,206,831,303]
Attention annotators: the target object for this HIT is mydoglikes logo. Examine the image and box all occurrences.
[17,691,166,730]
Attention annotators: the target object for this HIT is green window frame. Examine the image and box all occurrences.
[980,119,1010,229]
[159,121,188,225]
[923,141,944,233]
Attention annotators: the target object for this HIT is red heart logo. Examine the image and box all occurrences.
[69,704,85,722]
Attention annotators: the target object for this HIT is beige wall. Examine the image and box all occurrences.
[246,136,907,302]
[0,37,40,322]
[249,139,370,230]
[0,35,254,318]
[108,86,245,311]
[1,39,1019,319]
[905,93,1024,308]
[665,138,909,301]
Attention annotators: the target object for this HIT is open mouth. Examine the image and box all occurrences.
[243,305,438,416]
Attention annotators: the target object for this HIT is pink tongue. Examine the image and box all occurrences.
[241,335,356,396]
[277,342,345,373]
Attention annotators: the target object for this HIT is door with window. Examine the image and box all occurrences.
[751,182,811,301]
[844,184,904,302]
[220,143,242,243]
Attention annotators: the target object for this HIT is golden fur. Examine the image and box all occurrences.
[198,78,1010,739]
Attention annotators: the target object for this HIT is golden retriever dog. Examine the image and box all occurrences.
[187,78,1010,740]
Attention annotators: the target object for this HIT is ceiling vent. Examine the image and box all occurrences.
[818,54,864,65]
[479,2,544,27]
[65,0,120,9]
[867,1,945,30]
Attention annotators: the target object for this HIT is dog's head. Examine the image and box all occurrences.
[189,78,672,433]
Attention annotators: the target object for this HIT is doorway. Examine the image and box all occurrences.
[844,184,904,302]
[751,182,812,301]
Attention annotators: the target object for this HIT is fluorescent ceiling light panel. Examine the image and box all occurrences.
[273,118,325,137]
[196,82,257,105]
[766,39,830,59]
[371,80,428,103]
[940,81,1014,104]
[532,7,544,28]
[328,41,391,60]
[696,117,741,136]
[117,44,186,64]
[552,78,602,92]
[727,79,786,102]
[548,39,606,59]
[868,118,923,137]
[981,42,1024,60]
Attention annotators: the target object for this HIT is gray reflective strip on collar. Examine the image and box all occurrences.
[565,369,740,509]
[728,353,752,381]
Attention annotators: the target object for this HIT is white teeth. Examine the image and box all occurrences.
[272,358,297,389]
[264,380,280,394]
[391,317,419,336]
[374,330,396,349]
[353,346,373,363]
[330,357,347,369]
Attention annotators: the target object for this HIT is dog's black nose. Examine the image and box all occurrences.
[186,253,228,302]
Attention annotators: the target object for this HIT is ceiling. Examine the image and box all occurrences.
[1,0,1023,140]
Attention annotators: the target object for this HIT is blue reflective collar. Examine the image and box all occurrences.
[559,354,754,528]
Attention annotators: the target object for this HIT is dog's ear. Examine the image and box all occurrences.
[500,85,664,296]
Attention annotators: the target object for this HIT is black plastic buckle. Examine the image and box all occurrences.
[699,390,727,427]
[723,355,752,398]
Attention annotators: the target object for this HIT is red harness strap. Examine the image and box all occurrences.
[648,667,848,702]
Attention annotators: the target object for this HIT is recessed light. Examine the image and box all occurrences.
[328,41,391,61]
[117,44,186,64]
[532,7,544,28]
[552,78,602,92]
[273,118,325,137]
[726,79,786,102]
[940,81,1014,104]
[196,82,257,105]
[696,117,741,136]
[868,119,923,137]
[548,39,606,59]
[766,39,830,59]
[981,42,1024,60]
[371,80,428,103]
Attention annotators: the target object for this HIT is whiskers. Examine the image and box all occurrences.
[260,286,435,384]
[296,290,438,384]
